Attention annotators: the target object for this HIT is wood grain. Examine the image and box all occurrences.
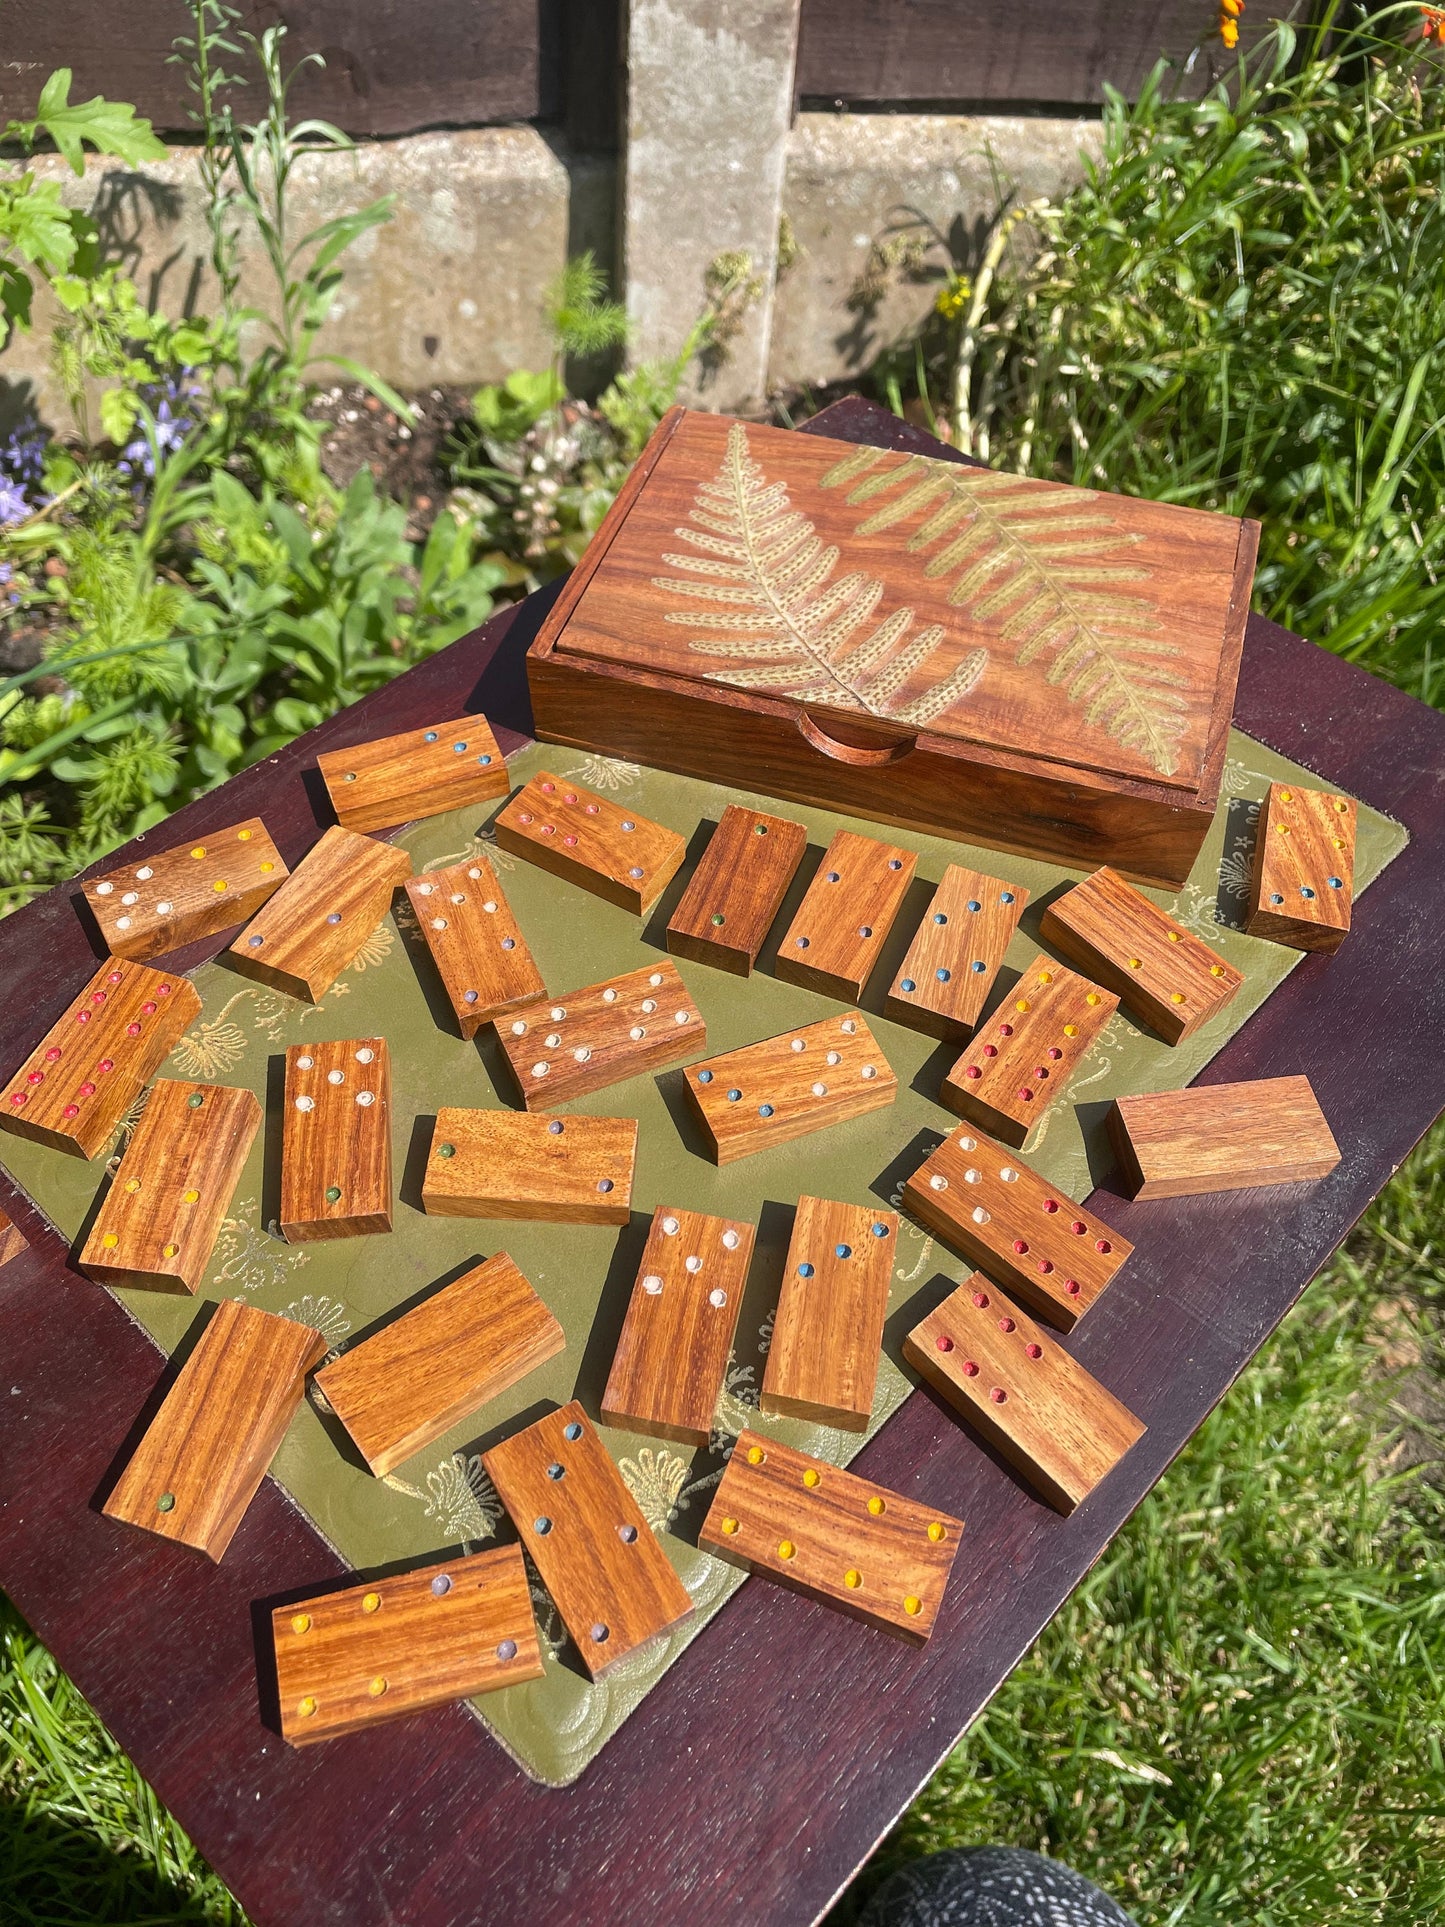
[81,818,288,962]
[883,865,1028,1036]
[760,1198,898,1430]
[420,1108,636,1223]
[683,1013,897,1164]
[903,1276,1146,1514]
[665,804,808,975]
[774,830,917,1001]
[279,1039,392,1241]
[901,1128,1130,1331]
[225,826,412,1003]
[940,955,1118,1147]
[493,772,685,915]
[77,1080,261,1295]
[317,714,509,833]
[0,1208,26,1270]
[1040,865,1242,1044]
[699,1430,963,1644]
[1108,1076,1341,1199]
[317,1252,563,1477]
[481,1400,694,1680]
[1246,781,1357,952]
[103,1299,325,1560]
[273,1544,543,1746]
[495,960,703,1109]
[404,858,546,1036]
[0,960,201,1159]
[600,1206,756,1446]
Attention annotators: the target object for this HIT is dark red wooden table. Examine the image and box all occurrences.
[2,400,1442,1927]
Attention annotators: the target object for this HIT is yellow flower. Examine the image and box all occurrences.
[934,277,971,321]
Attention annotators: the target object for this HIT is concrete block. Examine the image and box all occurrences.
[769,112,1103,393]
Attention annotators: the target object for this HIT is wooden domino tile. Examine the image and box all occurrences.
[600,1205,757,1446]
[1246,781,1357,952]
[1039,866,1242,1045]
[315,1253,563,1477]
[759,1197,898,1431]
[103,1298,326,1559]
[77,1079,262,1294]
[940,955,1118,1148]
[665,804,808,976]
[0,960,200,1159]
[273,1543,543,1746]
[904,1276,1145,1514]
[1107,1075,1340,1199]
[902,1129,1130,1331]
[698,1431,963,1644]
[280,1038,393,1241]
[404,858,545,1037]
[0,1208,26,1270]
[226,825,412,1003]
[81,818,288,962]
[421,1108,636,1224]
[481,1399,694,1679]
[495,960,703,1109]
[317,714,509,833]
[683,1014,897,1165]
[493,773,686,916]
[774,830,917,1002]
[883,866,1029,1037]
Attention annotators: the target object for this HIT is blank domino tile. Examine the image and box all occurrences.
[683,1014,897,1165]
[227,825,412,1003]
[1039,866,1242,1045]
[904,1277,1145,1514]
[316,1253,564,1477]
[0,960,200,1159]
[941,955,1117,1148]
[81,818,288,962]
[774,830,917,1001]
[317,714,509,833]
[666,804,808,975]
[883,866,1029,1037]
[1108,1075,1340,1199]
[600,1205,757,1446]
[493,773,686,916]
[421,1108,636,1224]
[103,1298,326,1558]
[760,1197,898,1430]
[405,859,544,1036]
[280,1038,392,1241]
[902,1129,1131,1331]
[699,1431,963,1643]
[496,960,703,1109]
[482,1400,694,1679]
[78,1080,261,1294]
[1246,781,1357,952]
[273,1543,543,1745]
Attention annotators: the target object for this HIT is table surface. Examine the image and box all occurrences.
[1,399,1442,1927]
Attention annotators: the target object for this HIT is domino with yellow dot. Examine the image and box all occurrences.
[1039,866,1242,1045]
[940,955,1118,1148]
[272,1543,543,1746]
[78,1078,261,1294]
[1245,780,1357,952]
[80,819,289,963]
[699,1430,964,1644]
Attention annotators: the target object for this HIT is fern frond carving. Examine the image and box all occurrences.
[651,423,988,727]
[820,445,1188,777]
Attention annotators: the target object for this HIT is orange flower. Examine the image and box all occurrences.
[1220,0,1243,47]
[1423,6,1445,40]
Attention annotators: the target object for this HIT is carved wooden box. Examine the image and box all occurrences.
[526,409,1258,887]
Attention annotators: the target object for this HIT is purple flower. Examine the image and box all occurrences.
[0,479,28,527]
[1,420,48,492]
[117,382,196,483]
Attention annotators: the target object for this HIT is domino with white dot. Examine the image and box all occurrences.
[495,959,704,1109]
[683,1013,897,1164]
[404,858,545,1037]
[280,1037,393,1240]
[82,818,289,962]
[601,1205,757,1446]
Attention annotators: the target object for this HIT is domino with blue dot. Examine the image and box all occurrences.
[884,865,1029,1037]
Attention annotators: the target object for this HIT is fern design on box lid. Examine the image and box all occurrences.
[652,422,988,727]
[820,444,1186,777]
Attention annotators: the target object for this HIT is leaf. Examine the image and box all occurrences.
[99,386,139,446]
[651,423,988,727]
[18,69,168,174]
[820,446,1187,778]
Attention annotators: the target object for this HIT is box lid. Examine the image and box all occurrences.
[547,410,1257,796]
